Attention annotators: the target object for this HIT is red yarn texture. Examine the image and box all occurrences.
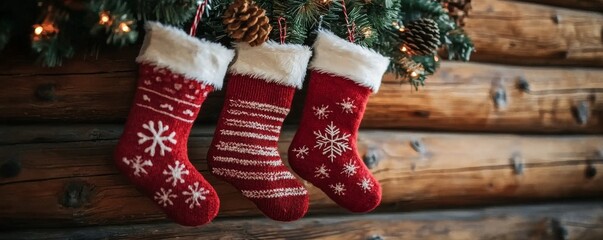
[207,74,309,221]
[115,63,219,226]
[288,70,382,212]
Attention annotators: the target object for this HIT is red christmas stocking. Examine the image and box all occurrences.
[288,30,389,212]
[114,22,234,226]
[207,42,312,221]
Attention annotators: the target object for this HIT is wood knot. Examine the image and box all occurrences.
[35,83,57,101]
[0,156,21,178]
[60,180,94,208]
[363,148,381,169]
[516,77,530,93]
[585,162,597,179]
[510,153,524,175]
[367,235,384,240]
[413,110,431,118]
[492,87,507,109]
[571,101,590,125]
[410,139,427,154]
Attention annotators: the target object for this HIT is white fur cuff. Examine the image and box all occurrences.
[229,42,312,89]
[136,22,235,90]
[310,30,390,93]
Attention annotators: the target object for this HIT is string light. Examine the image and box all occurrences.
[434,56,439,62]
[361,27,372,38]
[34,25,44,35]
[99,11,111,25]
[119,22,131,32]
[401,46,408,52]
[410,71,418,78]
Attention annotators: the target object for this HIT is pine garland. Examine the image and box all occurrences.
[0,0,474,88]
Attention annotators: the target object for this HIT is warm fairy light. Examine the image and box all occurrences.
[434,56,439,61]
[401,46,408,52]
[399,26,405,32]
[362,27,373,38]
[34,25,44,35]
[119,22,131,32]
[99,12,111,25]
[410,71,418,78]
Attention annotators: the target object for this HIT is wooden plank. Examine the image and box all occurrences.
[466,0,603,66]
[1,125,602,228]
[1,202,602,239]
[1,62,601,133]
[517,0,603,12]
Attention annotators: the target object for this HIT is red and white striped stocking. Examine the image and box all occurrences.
[207,42,312,221]
[114,22,234,226]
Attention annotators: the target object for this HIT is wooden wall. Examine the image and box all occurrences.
[1,0,602,239]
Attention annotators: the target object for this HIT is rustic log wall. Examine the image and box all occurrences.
[1,0,602,238]
[1,125,601,228]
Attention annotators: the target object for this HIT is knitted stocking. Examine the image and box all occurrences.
[207,42,312,221]
[114,22,234,226]
[288,30,389,212]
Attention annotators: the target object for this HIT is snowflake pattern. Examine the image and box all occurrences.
[154,188,177,207]
[330,182,346,196]
[314,164,331,179]
[182,182,210,209]
[337,97,357,114]
[137,120,177,157]
[313,121,351,162]
[312,105,332,120]
[163,161,190,186]
[341,160,359,177]
[122,156,153,177]
[357,177,374,193]
[292,145,309,159]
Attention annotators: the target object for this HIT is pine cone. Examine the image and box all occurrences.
[223,0,272,46]
[401,18,441,56]
[439,0,472,26]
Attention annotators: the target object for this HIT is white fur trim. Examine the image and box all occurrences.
[310,30,390,93]
[229,42,312,89]
[136,22,235,90]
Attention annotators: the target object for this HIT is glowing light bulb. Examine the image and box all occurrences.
[99,12,111,24]
[34,25,44,35]
[434,56,439,62]
[410,71,418,78]
[401,46,407,52]
[119,22,130,32]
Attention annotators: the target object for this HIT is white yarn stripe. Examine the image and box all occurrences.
[224,119,281,133]
[138,86,201,108]
[215,141,279,157]
[227,109,285,122]
[135,104,193,123]
[229,99,289,115]
[241,187,308,199]
[212,156,283,166]
[212,168,296,181]
[220,129,279,141]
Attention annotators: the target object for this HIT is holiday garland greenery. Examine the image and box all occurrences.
[0,0,473,89]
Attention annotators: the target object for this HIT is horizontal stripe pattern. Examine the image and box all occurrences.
[228,99,289,115]
[135,104,194,123]
[214,141,280,157]
[226,109,285,122]
[219,129,279,141]
[212,156,283,166]
[224,119,281,133]
[138,87,201,108]
[241,187,308,199]
[212,168,296,181]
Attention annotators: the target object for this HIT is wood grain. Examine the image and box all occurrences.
[1,202,602,240]
[1,125,601,228]
[465,0,603,66]
[517,0,603,12]
[1,62,602,132]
